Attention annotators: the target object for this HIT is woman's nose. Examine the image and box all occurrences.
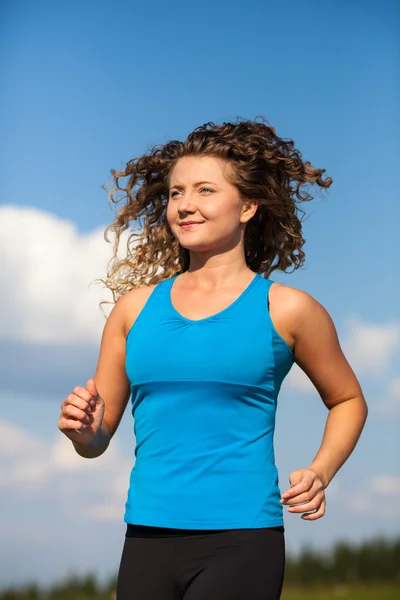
[178,196,196,211]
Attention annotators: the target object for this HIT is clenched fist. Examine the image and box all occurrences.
[58,378,105,447]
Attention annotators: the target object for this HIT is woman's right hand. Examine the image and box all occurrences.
[58,378,105,446]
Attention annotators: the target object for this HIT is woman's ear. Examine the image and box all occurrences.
[241,199,259,223]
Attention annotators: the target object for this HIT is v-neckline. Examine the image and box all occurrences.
[168,272,260,323]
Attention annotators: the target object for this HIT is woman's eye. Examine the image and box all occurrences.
[170,188,213,198]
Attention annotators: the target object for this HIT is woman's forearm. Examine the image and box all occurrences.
[308,396,368,488]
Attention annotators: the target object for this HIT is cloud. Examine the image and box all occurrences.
[372,377,400,419]
[284,316,400,395]
[0,419,132,520]
[285,364,315,393]
[370,475,400,495]
[341,315,400,377]
[0,204,131,344]
[347,475,400,517]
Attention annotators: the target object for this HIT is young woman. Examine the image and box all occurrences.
[58,117,368,599]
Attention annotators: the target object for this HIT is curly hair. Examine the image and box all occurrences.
[94,116,332,311]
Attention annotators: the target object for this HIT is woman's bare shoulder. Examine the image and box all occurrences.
[268,281,321,351]
[271,280,337,353]
[120,282,159,337]
[270,280,310,304]
[271,280,324,318]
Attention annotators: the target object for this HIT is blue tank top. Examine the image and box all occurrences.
[123,271,294,529]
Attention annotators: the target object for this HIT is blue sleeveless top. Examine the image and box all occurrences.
[123,272,295,529]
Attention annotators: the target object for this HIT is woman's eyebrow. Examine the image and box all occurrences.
[170,180,217,189]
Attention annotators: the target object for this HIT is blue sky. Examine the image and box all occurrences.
[0,0,399,589]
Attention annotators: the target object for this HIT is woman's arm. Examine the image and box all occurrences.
[279,287,368,518]
[292,289,368,487]
[307,396,367,489]
[71,292,133,458]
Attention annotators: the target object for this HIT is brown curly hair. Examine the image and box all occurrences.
[94,116,332,311]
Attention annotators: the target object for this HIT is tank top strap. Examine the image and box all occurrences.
[153,275,176,314]
[127,277,171,333]
[159,274,176,295]
[150,276,175,302]
[261,277,274,309]
[244,274,274,314]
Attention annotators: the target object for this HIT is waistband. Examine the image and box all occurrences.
[125,523,284,537]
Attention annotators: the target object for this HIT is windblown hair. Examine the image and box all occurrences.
[94,116,332,310]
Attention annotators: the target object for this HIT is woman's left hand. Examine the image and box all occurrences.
[280,467,326,520]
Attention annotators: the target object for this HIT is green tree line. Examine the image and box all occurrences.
[284,535,400,585]
[1,535,399,599]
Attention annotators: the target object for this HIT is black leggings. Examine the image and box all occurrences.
[116,524,285,599]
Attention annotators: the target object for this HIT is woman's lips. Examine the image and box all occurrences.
[180,222,204,229]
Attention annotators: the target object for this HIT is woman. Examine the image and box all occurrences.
[58,117,368,599]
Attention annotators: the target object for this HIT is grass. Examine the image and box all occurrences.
[281,584,400,600]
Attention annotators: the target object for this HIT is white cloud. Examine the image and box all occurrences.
[372,377,400,419]
[347,474,400,517]
[285,364,315,393]
[342,315,400,376]
[370,475,400,495]
[388,379,400,397]
[0,205,132,344]
[0,419,132,520]
[284,316,400,395]
[0,421,50,488]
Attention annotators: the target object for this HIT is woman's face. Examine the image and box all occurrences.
[166,155,257,254]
